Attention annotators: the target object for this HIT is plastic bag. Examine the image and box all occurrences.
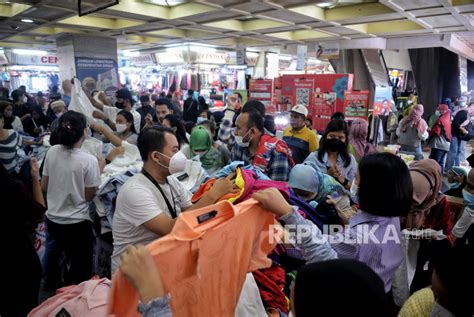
[81,137,104,159]
[69,78,96,119]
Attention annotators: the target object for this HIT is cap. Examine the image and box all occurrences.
[291,104,308,117]
[50,100,66,110]
[116,88,133,104]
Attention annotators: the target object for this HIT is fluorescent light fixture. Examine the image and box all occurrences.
[278,55,292,61]
[246,52,259,57]
[167,46,186,52]
[10,65,59,71]
[307,58,322,64]
[13,49,47,56]
[123,50,140,57]
[188,42,217,48]
[227,65,247,69]
[144,0,185,6]
[21,19,34,23]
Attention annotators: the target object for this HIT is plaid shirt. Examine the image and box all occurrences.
[231,142,291,182]
[218,117,235,147]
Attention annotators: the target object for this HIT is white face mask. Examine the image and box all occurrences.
[22,96,27,103]
[350,180,359,204]
[156,151,187,174]
[234,129,252,148]
[116,123,127,133]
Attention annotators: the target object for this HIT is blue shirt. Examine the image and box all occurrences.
[304,151,357,183]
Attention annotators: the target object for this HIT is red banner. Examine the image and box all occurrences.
[249,79,275,114]
[343,90,370,120]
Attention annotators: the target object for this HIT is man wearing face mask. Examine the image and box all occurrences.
[89,88,141,133]
[443,166,467,198]
[452,168,474,245]
[283,105,319,164]
[111,127,236,273]
[137,94,157,129]
[231,110,294,181]
[218,92,242,146]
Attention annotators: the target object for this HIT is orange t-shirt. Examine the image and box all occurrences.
[109,199,277,317]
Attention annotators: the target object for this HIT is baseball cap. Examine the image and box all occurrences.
[116,88,134,104]
[291,104,308,117]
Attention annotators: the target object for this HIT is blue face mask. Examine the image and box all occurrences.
[462,189,474,208]
[197,117,207,124]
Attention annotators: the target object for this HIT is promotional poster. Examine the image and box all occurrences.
[75,57,119,94]
[249,79,275,114]
[343,90,370,119]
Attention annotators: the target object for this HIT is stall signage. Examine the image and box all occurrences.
[15,54,58,66]
[343,90,370,119]
[249,79,275,113]
[194,52,230,64]
[316,43,340,59]
[130,54,156,67]
[296,45,307,71]
[156,52,184,64]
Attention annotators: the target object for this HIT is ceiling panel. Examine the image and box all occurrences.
[420,15,465,27]
[318,26,363,35]
[259,9,316,24]
[231,2,274,14]
[184,11,241,23]
[394,0,444,11]
[408,7,450,17]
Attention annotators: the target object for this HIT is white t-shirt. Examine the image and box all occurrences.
[111,173,192,272]
[43,145,101,224]
[102,105,141,133]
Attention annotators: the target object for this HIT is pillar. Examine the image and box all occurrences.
[56,34,120,94]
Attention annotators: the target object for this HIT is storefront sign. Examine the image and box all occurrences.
[316,43,340,59]
[75,57,119,93]
[155,52,184,64]
[130,53,156,67]
[296,45,307,71]
[343,90,370,119]
[14,54,58,66]
[249,79,275,113]
[193,52,230,64]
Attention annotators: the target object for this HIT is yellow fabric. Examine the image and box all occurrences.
[226,167,245,204]
[398,287,435,317]
[283,126,319,152]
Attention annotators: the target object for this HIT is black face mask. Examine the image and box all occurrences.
[325,138,345,153]
[115,101,125,109]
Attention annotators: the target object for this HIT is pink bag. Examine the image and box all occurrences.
[28,277,110,317]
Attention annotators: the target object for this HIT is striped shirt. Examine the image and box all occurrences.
[0,130,22,173]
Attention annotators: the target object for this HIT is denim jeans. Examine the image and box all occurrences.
[429,148,448,173]
[445,136,466,171]
[42,217,93,289]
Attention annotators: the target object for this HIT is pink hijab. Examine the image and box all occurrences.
[402,104,428,134]
[349,118,376,160]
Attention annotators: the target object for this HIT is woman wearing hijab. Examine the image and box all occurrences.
[396,104,428,155]
[445,102,474,171]
[443,166,467,198]
[181,126,229,175]
[24,105,52,137]
[348,118,377,162]
[0,101,23,132]
[304,119,357,189]
[428,104,451,172]
[288,162,349,209]
[407,159,452,237]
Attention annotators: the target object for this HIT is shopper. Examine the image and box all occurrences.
[219,92,242,145]
[0,158,45,317]
[154,98,173,125]
[0,111,22,173]
[170,91,183,119]
[331,111,345,121]
[183,89,199,122]
[162,114,188,146]
[197,109,213,124]
[283,104,319,164]
[90,88,141,133]
[91,110,138,146]
[182,125,229,175]
[256,152,412,294]
[41,111,102,289]
[0,100,23,132]
[443,166,467,198]
[137,94,157,129]
[111,127,236,273]
[445,102,472,171]
[11,89,30,123]
[396,104,428,155]
[428,104,451,172]
[349,118,377,162]
[305,119,357,188]
[231,110,294,181]
[24,105,52,137]
[452,168,474,244]
[61,79,72,107]
[198,96,209,112]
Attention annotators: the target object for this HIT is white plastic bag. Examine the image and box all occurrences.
[69,78,96,119]
[81,137,104,159]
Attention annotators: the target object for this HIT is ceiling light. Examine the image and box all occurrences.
[144,0,185,6]
[21,19,34,23]
[189,45,216,53]
[123,50,140,57]
[13,49,47,56]
[167,46,186,52]
[246,52,259,57]
[316,2,334,8]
